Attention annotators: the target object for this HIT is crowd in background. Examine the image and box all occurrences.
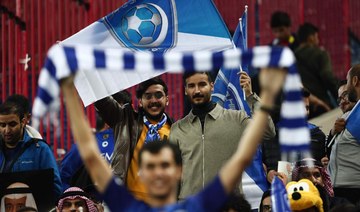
[1,10,360,212]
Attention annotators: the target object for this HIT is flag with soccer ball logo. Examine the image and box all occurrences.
[60,0,233,106]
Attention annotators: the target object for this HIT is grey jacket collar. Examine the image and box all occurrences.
[188,103,222,122]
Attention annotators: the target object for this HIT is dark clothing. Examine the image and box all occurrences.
[295,45,338,112]
[308,123,327,161]
[95,97,172,183]
[192,101,216,132]
[333,187,360,205]
[262,123,326,171]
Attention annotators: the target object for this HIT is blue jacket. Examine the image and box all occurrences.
[60,128,114,191]
[0,130,62,198]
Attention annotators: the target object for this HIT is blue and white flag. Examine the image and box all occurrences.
[212,5,251,114]
[346,100,360,142]
[242,147,269,209]
[210,6,268,209]
[60,0,232,107]
[271,176,291,212]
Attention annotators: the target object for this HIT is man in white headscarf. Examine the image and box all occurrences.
[0,182,37,212]
[56,187,97,212]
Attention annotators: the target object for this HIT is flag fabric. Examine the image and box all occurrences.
[346,100,360,142]
[241,147,269,209]
[61,0,233,107]
[271,176,291,212]
[212,6,250,115]
[212,6,268,209]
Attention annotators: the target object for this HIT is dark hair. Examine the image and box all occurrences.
[136,77,168,99]
[302,87,311,98]
[112,90,132,105]
[0,101,25,120]
[297,22,319,43]
[182,71,213,86]
[338,80,347,89]
[259,190,272,212]
[95,114,106,131]
[222,193,251,212]
[138,140,182,166]
[270,11,291,28]
[349,64,360,80]
[6,94,30,113]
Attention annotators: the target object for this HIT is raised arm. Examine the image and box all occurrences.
[61,77,112,193]
[219,68,286,194]
[240,71,276,139]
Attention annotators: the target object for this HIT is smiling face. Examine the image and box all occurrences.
[138,84,169,121]
[138,147,182,200]
[0,113,26,148]
[184,73,214,106]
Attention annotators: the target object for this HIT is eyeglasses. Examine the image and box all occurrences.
[142,91,165,100]
[337,92,349,104]
[262,205,272,212]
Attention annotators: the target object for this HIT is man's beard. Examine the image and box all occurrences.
[142,105,165,121]
[348,87,358,102]
[188,93,210,107]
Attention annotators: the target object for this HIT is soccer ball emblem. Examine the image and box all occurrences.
[122,4,166,47]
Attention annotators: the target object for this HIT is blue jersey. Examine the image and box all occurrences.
[102,175,228,212]
[95,128,115,163]
[60,128,114,191]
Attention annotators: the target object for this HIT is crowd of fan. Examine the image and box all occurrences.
[1,11,360,212]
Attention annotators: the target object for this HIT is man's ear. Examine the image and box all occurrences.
[166,96,169,106]
[20,117,27,126]
[138,98,143,107]
[176,166,182,181]
[210,82,214,92]
[352,76,359,86]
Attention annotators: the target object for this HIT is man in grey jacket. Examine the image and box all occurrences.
[169,72,275,200]
[328,64,360,205]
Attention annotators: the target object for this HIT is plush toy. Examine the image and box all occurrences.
[286,179,324,212]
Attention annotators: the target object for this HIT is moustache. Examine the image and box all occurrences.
[192,93,204,98]
[148,102,162,108]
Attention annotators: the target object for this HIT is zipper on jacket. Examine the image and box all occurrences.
[202,133,205,189]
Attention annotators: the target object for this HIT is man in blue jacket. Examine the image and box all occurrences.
[0,101,62,198]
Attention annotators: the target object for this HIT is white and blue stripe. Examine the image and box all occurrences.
[32,45,309,154]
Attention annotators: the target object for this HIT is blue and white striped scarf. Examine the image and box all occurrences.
[32,45,310,157]
[143,114,167,143]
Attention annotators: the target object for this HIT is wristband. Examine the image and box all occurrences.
[259,105,274,114]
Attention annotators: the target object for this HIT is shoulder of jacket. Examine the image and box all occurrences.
[26,138,49,149]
